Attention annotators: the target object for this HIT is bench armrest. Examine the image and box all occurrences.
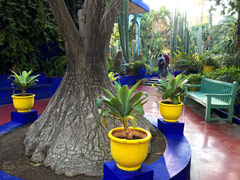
[205,94,233,97]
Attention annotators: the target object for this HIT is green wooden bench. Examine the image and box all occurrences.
[184,77,238,123]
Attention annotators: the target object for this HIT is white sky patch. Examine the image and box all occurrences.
[142,0,223,25]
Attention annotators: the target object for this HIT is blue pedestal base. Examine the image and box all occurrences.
[158,118,184,135]
[103,161,153,180]
[11,110,38,124]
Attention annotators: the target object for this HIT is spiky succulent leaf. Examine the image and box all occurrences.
[103,88,115,98]
[153,73,188,104]
[133,105,144,115]
[8,70,40,93]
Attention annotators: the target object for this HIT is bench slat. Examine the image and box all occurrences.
[188,92,230,106]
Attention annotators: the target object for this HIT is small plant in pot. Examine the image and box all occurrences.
[202,55,219,73]
[186,73,202,91]
[96,79,151,171]
[153,73,188,122]
[8,70,40,112]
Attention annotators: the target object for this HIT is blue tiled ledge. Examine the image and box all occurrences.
[0,121,23,136]
[150,117,191,180]
[0,171,22,180]
[0,111,40,137]
[148,134,191,180]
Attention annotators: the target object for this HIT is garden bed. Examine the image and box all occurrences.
[0,125,166,180]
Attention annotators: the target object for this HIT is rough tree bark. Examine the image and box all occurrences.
[24,0,153,177]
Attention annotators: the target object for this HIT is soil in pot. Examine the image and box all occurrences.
[161,101,182,105]
[112,128,147,140]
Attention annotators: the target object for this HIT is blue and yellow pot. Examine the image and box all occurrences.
[11,93,35,112]
[108,127,151,171]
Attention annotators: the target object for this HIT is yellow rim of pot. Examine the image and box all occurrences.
[11,93,35,99]
[108,127,151,144]
[159,100,183,107]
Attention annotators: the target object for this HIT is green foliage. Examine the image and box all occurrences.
[222,52,240,68]
[210,16,237,54]
[125,61,150,75]
[201,54,219,67]
[205,66,240,84]
[215,0,239,16]
[140,8,170,62]
[132,61,150,75]
[153,73,188,104]
[0,0,62,73]
[8,70,40,94]
[43,55,66,77]
[96,79,148,138]
[186,73,202,84]
[173,49,202,73]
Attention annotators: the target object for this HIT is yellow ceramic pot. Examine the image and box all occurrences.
[203,65,213,73]
[108,127,151,171]
[11,93,35,112]
[159,100,183,122]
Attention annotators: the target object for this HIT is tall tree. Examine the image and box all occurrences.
[24,0,152,177]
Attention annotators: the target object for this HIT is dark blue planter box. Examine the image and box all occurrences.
[173,70,183,77]
[137,68,146,80]
[151,73,158,77]
[120,76,137,86]
[235,104,240,115]
[46,77,63,95]
[11,110,38,124]
[144,74,153,79]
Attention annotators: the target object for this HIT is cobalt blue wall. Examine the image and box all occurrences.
[0,73,62,105]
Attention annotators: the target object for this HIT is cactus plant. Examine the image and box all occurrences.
[170,10,190,59]
[197,27,202,55]
[118,0,138,63]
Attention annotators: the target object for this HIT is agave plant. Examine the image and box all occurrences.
[96,80,148,139]
[153,73,188,104]
[8,70,40,95]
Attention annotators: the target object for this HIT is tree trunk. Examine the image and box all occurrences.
[24,0,153,177]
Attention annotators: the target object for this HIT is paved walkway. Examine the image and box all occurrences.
[1,85,240,180]
[140,85,240,180]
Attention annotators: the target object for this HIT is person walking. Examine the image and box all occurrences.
[163,52,169,77]
[157,53,165,78]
